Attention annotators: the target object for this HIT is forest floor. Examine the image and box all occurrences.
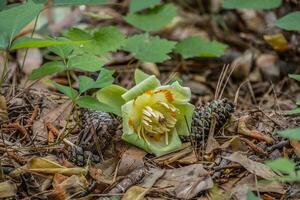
[1,1,300,200]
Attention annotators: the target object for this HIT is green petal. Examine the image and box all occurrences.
[156,81,191,104]
[122,75,160,101]
[134,68,151,84]
[175,103,195,136]
[96,84,127,116]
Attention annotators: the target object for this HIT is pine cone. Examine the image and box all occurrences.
[182,99,235,142]
[68,110,120,166]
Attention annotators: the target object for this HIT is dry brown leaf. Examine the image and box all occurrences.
[290,140,300,158]
[153,143,192,165]
[118,146,146,176]
[122,186,149,200]
[32,100,73,140]
[50,175,88,200]
[264,33,290,52]
[224,152,278,180]
[0,181,17,198]
[154,164,213,199]
[11,157,87,176]
[122,168,165,200]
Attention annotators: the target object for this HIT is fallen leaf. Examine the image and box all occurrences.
[0,181,17,198]
[154,164,213,199]
[50,175,88,200]
[290,140,300,158]
[11,157,87,176]
[153,143,192,165]
[32,100,73,140]
[264,33,290,52]
[118,146,146,176]
[224,152,278,180]
[122,186,149,200]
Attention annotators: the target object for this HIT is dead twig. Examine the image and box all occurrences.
[238,116,274,144]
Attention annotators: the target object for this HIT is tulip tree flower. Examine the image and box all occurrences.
[96,69,194,156]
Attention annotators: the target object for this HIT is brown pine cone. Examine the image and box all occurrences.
[181,98,235,142]
[68,110,120,166]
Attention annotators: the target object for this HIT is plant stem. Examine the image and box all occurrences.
[20,11,41,71]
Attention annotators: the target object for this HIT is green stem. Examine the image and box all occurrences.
[20,11,41,71]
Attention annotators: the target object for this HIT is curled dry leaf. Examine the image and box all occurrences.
[0,181,17,198]
[117,146,146,177]
[49,175,89,200]
[11,157,88,176]
[154,164,213,199]
[224,152,278,180]
[123,168,165,200]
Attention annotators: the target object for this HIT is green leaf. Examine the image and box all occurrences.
[53,82,78,100]
[288,108,300,115]
[266,158,296,175]
[10,37,90,50]
[278,128,300,140]
[0,0,6,11]
[78,69,114,94]
[296,100,300,106]
[246,191,261,200]
[0,0,43,47]
[78,76,95,94]
[94,68,115,88]
[129,0,161,13]
[175,36,228,59]
[223,0,282,9]
[65,28,93,41]
[48,37,74,58]
[289,74,300,81]
[124,3,177,31]
[275,12,300,31]
[34,0,108,6]
[96,85,128,116]
[68,55,104,72]
[84,26,126,56]
[76,96,117,113]
[123,34,176,63]
[134,69,151,84]
[29,61,66,80]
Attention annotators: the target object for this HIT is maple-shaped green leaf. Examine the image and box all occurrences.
[175,36,228,58]
[123,33,176,63]
[66,26,125,56]
[124,3,177,32]
[68,55,104,72]
[129,0,161,13]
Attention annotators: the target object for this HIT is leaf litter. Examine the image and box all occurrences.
[2,1,300,200]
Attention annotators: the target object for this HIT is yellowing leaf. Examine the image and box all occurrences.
[122,186,149,200]
[263,33,289,52]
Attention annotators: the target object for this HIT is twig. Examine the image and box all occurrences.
[238,116,274,144]
[98,167,146,200]
[240,138,268,156]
